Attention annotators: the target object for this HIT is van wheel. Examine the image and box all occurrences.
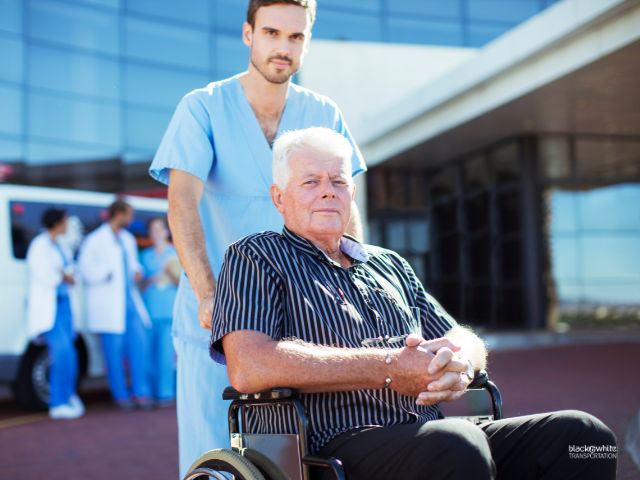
[11,338,88,411]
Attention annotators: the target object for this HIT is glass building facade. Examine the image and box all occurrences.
[0,0,561,190]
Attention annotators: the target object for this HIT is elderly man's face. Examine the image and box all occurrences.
[271,148,355,240]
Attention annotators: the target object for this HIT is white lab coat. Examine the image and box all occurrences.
[25,232,79,338]
[78,224,150,334]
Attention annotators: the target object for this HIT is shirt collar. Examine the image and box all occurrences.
[282,226,370,267]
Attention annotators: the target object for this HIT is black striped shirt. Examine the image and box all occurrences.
[210,227,457,453]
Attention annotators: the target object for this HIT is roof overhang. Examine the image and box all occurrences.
[361,0,640,168]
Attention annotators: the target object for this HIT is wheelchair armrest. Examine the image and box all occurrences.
[222,386,297,401]
[468,369,490,389]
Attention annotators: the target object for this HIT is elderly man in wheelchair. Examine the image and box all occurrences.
[186,127,617,480]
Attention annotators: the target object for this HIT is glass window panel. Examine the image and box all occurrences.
[368,219,382,246]
[320,0,381,13]
[125,63,209,109]
[581,283,640,306]
[581,236,640,280]
[490,142,519,183]
[0,84,22,136]
[386,221,407,251]
[125,107,172,150]
[214,0,246,31]
[0,0,23,34]
[575,138,640,179]
[29,92,120,147]
[463,155,489,190]
[577,184,640,231]
[549,190,578,234]
[125,17,210,71]
[26,140,117,164]
[467,0,541,23]
[468,23,510,47]
[539,136,571,179]
[314,10,382,42]
[550,236,579,280]
[387,0,462,18]
[214,34,248,76]
[556,283,583,304]
[0,137,22,161]
[408,219,429,253]
[29,45,120,100]
[127,0,209,26]
[0,36,24,83]
[72,0,120,8]
[28,1,118,55]
[388,17,463,45]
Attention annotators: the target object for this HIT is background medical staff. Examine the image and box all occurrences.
[79,200,152,410]
[26,208,84,419]
[150,1,366,475]
[140,217,179,406]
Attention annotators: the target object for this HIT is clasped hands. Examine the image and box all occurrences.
[390,334,472,406]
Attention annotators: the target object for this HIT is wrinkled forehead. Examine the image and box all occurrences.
[289,147,351,175]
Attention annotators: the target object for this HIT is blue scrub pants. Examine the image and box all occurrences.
[100,302,151,401]
[149,317,175,401]
[175,337,230,478]
[42,296,77,408]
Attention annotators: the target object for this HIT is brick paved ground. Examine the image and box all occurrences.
[0,342,638,479]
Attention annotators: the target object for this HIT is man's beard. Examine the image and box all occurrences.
[251,53,296,84]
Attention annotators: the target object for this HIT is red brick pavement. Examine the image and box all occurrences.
[0,342,638,479]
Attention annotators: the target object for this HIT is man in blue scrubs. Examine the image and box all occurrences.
[149,1,366,475]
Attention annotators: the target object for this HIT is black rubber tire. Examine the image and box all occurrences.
[11,337,88,411]
[184,448,266,480]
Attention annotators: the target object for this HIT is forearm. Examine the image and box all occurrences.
[167,172,215,301]
[227,336,389,394]
[445,325,487,371]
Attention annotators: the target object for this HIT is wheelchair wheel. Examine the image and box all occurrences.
[184,448,266,480]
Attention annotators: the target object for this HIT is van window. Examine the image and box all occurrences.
[9,200,165,259]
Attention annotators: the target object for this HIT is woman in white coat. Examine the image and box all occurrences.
[78,200,152,410]
[26,208,84,419]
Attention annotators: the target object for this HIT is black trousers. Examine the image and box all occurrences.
[316,410,617,480]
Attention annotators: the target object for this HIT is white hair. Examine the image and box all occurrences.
[272,127,353,189]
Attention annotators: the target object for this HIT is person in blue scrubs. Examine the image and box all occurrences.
[149,1,366,475]
[140,217,179,406]
[26,208,84,419]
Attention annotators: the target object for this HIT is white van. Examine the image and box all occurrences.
[0,184,167,410]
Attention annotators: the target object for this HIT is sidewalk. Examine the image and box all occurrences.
[1,341,638,479]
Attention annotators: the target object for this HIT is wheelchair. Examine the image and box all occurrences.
[184,370,503,480]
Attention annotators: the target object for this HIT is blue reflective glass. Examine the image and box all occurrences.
[125,17,210,71]
[26,140,117,164]
[214,34,248,77]
[468,23,511,46]
[0,137,22,161]
[387,0,462,18]
[213,0,246,32]
[555,283,583,303]
[467,0,541,23]
[0,84,22,136]
[125,63,210,109]
[319,0,381,13]
[70,0,120,8]
[28,1,118,55]
[582,236,640,280]
[550,236,579,280]
[127,0,209,27]
[314,10,382,42]
[550,191,578,233]
[581,283,640,305]
[125,106,172,150]
[578,185,640,231]
[0,0,23,34]
[29,92,120,147]
[29,45,120,100]
[388,17,463,45]
[0,36,24,83]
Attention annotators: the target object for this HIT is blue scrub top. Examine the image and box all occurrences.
[140,246,178,320]
[149,74,366,347]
